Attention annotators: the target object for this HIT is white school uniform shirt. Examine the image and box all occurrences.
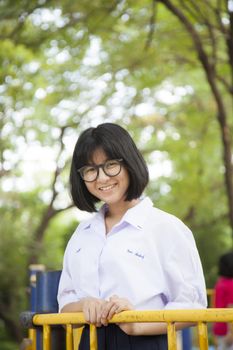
[57,197,207,311]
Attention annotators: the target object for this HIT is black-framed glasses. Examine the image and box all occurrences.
[78,159,123,182]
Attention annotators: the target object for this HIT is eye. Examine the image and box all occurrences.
[106,160,118,169]
[83,166,96,175]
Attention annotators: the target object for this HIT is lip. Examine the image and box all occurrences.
[98,183,117,191]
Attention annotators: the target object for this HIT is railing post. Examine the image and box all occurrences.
[43,324,51,350]
[89,324,98,350]
[167,322,177,350]
[198,322,208,350]
[66,324,73,350]
[28,328,37,350]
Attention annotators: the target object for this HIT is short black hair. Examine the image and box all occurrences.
[219,251,233,278]
[70,123,149,212]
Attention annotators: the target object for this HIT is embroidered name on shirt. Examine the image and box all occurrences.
[127,249,144,259]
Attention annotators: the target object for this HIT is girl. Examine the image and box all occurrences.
[57,123,207,350]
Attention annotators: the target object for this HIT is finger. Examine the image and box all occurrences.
[96,304,104,326]
[100,310,109,326]
[83,306,90,323]
[101,301,114,318]
[109,295,119,302]
[109,301,131,319]
[89,305,97,324]
[95,311,102,327]
[101,317,108,327]
[101,301,114,325]
[107,304,120,320]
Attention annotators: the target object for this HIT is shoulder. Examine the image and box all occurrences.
[65,213,98,246]
[143,202,196,251]
[149,204,192,234]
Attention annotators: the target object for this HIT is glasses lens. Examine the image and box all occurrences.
[80,166,97,182]
[104,160,121,177]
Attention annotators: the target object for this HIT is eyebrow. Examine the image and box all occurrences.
[86,159,110,167]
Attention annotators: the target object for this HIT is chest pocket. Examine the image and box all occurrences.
[125,248,145,261]
[100,236,149,271]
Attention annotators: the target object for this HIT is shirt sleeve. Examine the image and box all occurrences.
[162,219,207,310]
[57,237,87,312]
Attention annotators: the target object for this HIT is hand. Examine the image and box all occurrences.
[100,295,133,326]
[81,297,107,327]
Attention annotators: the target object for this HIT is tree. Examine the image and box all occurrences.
[155,0,233,238]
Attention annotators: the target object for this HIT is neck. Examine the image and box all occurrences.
[106,198,140,219]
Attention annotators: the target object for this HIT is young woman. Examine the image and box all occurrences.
[57,123,207,350]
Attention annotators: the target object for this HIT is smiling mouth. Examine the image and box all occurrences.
[99,184,116,191]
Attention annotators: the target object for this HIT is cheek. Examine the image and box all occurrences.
[121,169,130,188]
[85,182,94,194]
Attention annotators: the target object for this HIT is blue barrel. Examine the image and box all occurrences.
[36,270,61,313]
[35,270,65,350]
[29,264,45,312]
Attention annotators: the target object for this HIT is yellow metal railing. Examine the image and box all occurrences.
[206,288,215,307]
[27,308,233,350]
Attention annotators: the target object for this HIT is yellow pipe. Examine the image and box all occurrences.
[89,324,98,350]
[43,324,51,350]
[198,322,208,350]
[28,328,37,350]
[206,289,215,308]
[66,324,73,350]
[167,322,177,350]
[31,308,233,350]
[33,308,233,325]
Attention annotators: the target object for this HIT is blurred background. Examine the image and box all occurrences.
[0,0,233,348]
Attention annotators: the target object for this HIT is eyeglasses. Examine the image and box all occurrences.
[78,159,123,182]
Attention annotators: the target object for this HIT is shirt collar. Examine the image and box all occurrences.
[122,197,153,229]
[82,196,153,231]
[82,204,106,231]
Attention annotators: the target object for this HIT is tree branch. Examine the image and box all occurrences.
[144,0,157,50]
[28,126,73,264]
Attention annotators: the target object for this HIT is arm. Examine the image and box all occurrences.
[162,220,207,310]
[100,295,193,335]
[61,300,85,313]
[119,321,194,336]
[57,237,108,326]
[121,223,205,335]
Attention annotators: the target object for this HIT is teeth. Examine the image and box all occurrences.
[99,184,115,191]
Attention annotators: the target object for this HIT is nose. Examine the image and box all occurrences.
[97,167,110,181]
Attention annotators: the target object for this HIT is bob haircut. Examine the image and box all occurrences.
[219,251,233,278]
[70,123,149,212]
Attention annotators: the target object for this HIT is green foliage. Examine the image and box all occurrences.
[41,211,79,269]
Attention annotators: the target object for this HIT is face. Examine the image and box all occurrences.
[84,148,130,208]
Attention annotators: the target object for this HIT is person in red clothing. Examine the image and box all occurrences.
[213,251,233,350]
